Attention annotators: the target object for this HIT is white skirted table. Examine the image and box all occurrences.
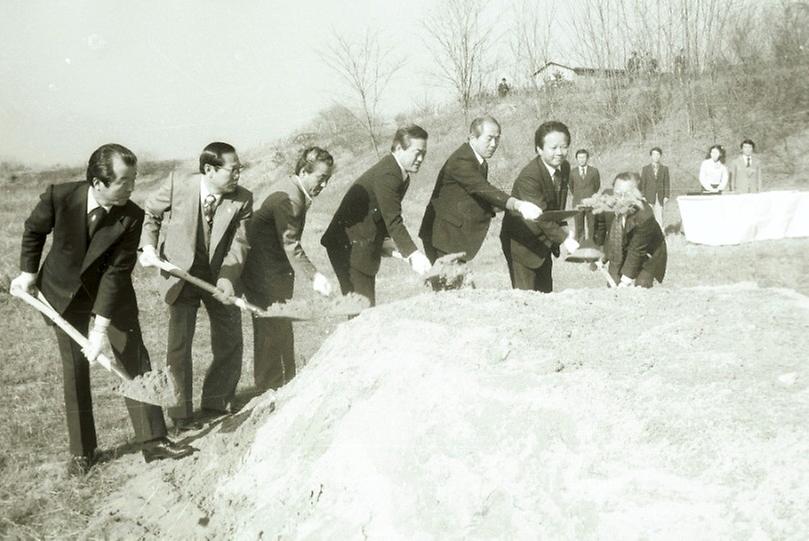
[677,191,809,246]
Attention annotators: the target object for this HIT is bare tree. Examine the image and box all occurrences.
[424,0,494,121]
[510,0,557,92]
[322,28,402,157]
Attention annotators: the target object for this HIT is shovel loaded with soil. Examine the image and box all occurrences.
[151,257,370,321]
[10,287,179,407]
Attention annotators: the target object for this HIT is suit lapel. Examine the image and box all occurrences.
[82,205,125,273]
[68,186,89,252]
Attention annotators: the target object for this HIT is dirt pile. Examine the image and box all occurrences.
[89,284,809,539]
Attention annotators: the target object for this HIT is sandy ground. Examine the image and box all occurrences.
[84,284,809,540]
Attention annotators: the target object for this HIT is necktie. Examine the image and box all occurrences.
[87,207,107,240]
[653,164,658,177]
[606,214,625,265]
[580,167,585,177]
[481,160,489,180]
[746,156,751,168]
[203,194,217,227]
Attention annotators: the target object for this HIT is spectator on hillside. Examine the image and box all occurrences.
[497,78,511,98]
[674,48,687,79]
[626,51,640,76]
[639,147,670,227]
[242,147,334,392]
[728,139,763,193]
[569,148,601,243]
[699,144,729,193]
[593,172,667,288]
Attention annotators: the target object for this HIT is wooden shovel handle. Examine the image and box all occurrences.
[151,258,266,316]
[10,287,132,381]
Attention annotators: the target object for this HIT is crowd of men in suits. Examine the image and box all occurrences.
[10,118,671,475]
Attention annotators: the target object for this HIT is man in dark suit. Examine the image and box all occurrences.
[321,125,432,306]
[139,142,252,430]
[500,121,580,292]
[639,147,670,227]
[418,116,542,270]
[569,148,601,242]
[242,147,334,391]
[10,144,192,475]
[594,172,667,288]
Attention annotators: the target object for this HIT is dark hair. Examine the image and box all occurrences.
[390,124,428,152]
[613,171,641,186]
[295,146,334,176]
[470,115,501,137]
[706,144,726,162]
[199,141,236,174]
[86,143,137,186]
[650,147,663,156]
[740,139,755,150]
[534,121,570,149]
[575,148,589,158]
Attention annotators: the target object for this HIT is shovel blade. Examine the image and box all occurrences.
[114,368,179,407]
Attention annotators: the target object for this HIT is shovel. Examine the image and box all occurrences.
[10,287,177,407]
[564,239,617,288]
[151,257,368,319]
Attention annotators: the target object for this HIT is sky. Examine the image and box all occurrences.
[0,0,575,167]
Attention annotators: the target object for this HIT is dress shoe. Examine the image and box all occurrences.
[67,455,94,476]
[141,438,194,463]
[171,417,205,434]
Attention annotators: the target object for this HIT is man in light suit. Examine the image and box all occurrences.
[569,148,601,243]
[10,144,192,474]
[139,142,252,430]
[418,116,542,272]
[243,147,334,391]
[594,172,667,288]
[321,125,432,306]
[499,121,580,292]
[729,139,763,193]
[639,146,670,227]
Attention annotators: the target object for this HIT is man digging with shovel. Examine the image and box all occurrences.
[139,142,252,434]
[9,144,193,476]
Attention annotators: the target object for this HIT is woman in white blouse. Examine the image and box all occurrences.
[699,144,729,193]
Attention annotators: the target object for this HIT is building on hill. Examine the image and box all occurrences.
[532,61,626,89]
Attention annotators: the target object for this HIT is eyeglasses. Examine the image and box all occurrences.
[218,164,245,174]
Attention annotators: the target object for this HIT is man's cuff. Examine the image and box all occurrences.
[505,197,517,211]
[619,275,635,286]
[93,315,111,331]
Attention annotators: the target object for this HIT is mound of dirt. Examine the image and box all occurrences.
[88,285,809,540]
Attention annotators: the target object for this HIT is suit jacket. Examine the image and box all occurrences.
[639,164,670,204]
[20,181,142,322]
[140,173,253,304]
[499,157,570,269]
[728,155,762,193]
[321,154,418,276]
[569,165,601,204]
[418,143,512,260]
[594,201,667,283]
[242,177,316,298]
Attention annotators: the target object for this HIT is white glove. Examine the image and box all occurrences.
[408,250,432,275]
[138,245,160,268]
[10,271,37,295]
[515,200,542,221]
[312,272,333,297]
[562,237,580,254]
[618,275,635,288]
[390,250,404,260]
[82,316,111,362]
